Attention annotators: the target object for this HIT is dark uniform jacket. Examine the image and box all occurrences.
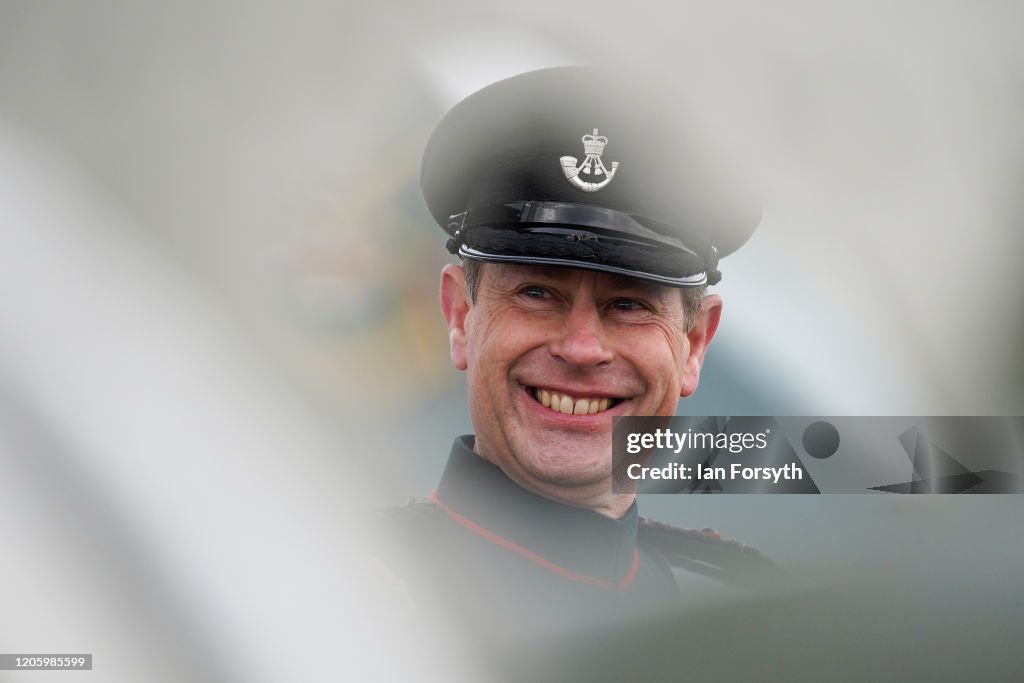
[378,436,772,647]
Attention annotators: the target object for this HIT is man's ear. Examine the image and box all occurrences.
[679,294,723,398]
[440,263,471,371]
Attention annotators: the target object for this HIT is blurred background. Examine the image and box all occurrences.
[1,1,1023,681]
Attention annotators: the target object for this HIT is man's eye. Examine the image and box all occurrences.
[520,286,552,299]
[611,298,646,312]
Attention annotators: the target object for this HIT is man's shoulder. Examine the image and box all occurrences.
[637,517,775,585]
[375,498,776,586]
[370,499,452,583]
[375,498,448,538]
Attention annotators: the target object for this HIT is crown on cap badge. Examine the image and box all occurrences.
[559,128,619,192]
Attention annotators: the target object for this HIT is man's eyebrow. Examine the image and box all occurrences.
[598,272,676,299]
[604,274,662,292]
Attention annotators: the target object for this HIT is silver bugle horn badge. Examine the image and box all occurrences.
[559,128,619,192]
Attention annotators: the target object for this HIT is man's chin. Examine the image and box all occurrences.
[515,433,613,489]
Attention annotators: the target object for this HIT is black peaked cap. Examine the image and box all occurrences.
[420,66,760,287]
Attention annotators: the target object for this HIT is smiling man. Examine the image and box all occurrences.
[381,67,772,646]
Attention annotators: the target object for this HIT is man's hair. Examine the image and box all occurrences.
[461,259,706,330]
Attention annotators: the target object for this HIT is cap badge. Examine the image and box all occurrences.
[559,128,619,192]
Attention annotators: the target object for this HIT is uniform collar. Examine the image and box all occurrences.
[434,435,640,589]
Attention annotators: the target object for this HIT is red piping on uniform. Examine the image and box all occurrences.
[431,490,639,591]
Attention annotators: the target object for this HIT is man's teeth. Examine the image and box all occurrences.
[534,389,612,415]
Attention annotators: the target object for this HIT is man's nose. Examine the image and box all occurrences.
[548,301,615,368]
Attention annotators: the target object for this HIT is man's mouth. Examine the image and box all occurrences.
[528,387,623,416]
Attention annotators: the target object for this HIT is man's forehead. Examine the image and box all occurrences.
[486,262,672,294]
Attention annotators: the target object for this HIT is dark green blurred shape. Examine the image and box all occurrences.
[509,569,1021,682]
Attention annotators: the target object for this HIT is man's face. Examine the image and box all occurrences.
[440,262,721,506]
